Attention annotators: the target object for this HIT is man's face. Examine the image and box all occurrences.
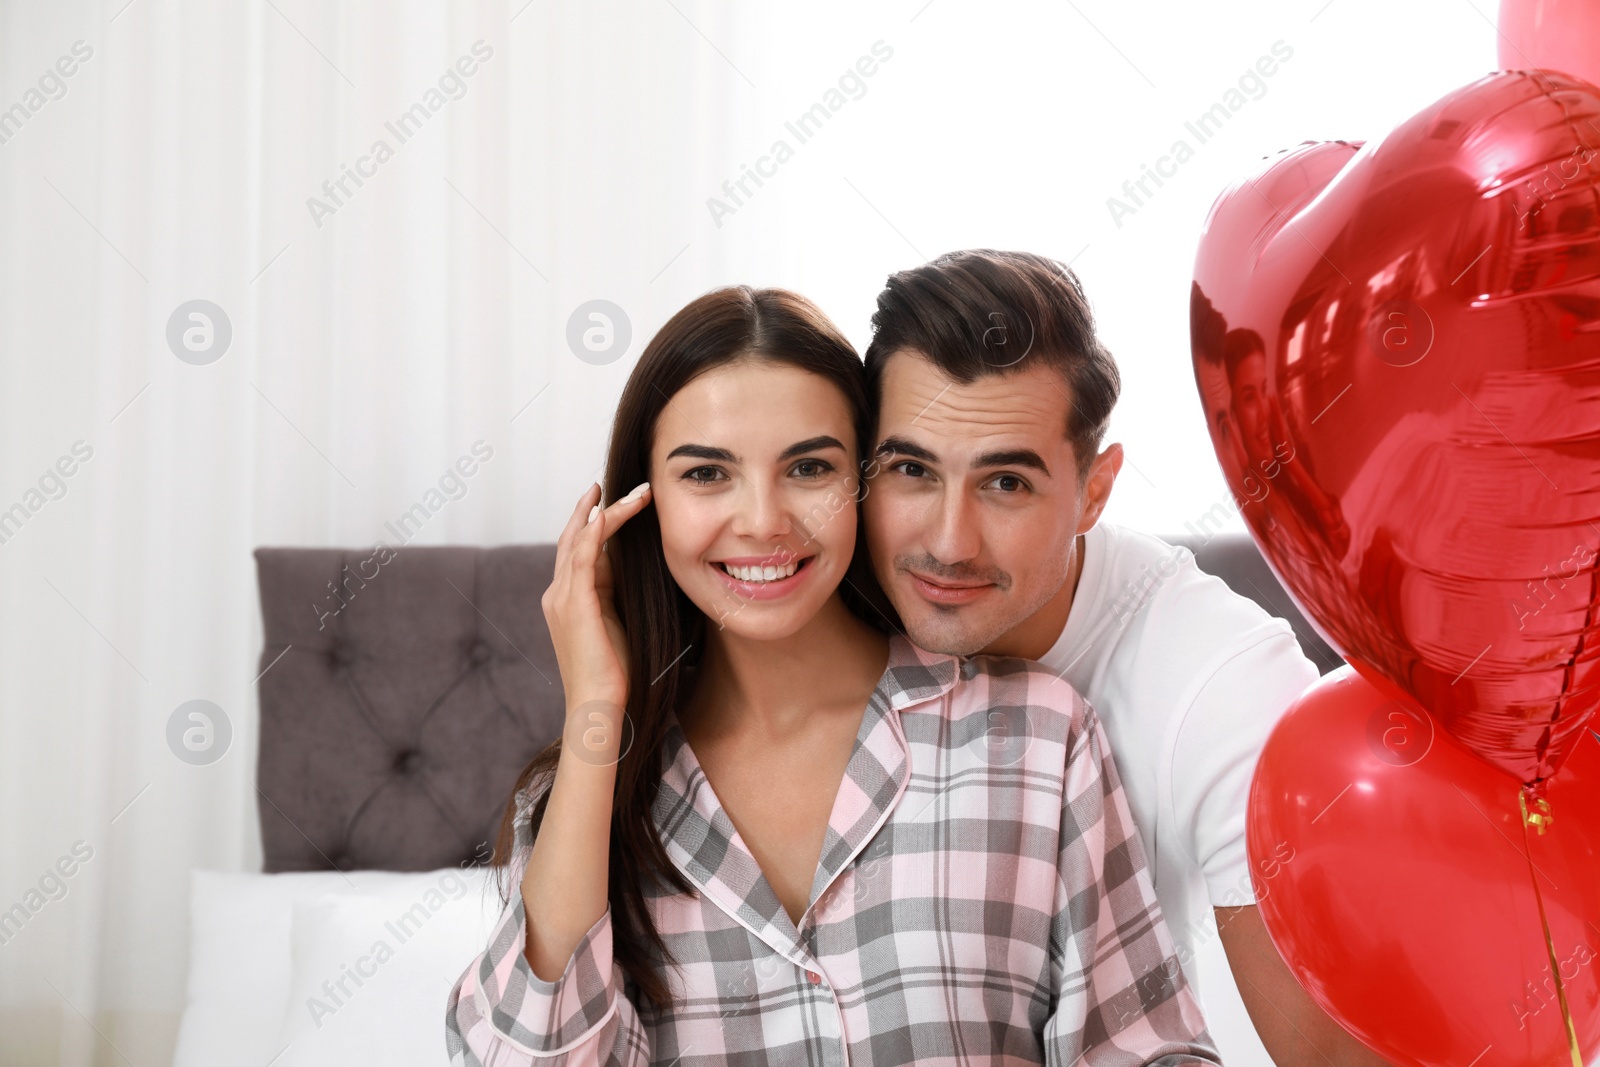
[864,349,1117,657]
[1229,349,1272,463]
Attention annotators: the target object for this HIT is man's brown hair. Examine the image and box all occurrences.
[863,248,1121,481]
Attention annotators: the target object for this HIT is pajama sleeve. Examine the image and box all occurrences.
[446,781,649,1067]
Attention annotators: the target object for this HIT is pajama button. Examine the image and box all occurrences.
[806,970,821,985]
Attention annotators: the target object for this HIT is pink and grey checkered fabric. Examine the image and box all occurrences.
[447,634,1218,1066]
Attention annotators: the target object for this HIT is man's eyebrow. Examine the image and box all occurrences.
[778,435,847,461]
[666,443,735,462]
[875,435,938,464]
[974,449,1050,476]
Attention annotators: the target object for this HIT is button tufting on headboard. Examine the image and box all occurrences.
[253,544,564,872]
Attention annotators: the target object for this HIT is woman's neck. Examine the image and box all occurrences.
[684,595,891,745]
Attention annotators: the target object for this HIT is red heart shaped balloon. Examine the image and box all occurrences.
[1191,69,1600,785]
[1499,0,1600,90]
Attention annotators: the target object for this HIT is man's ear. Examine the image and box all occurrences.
[1077,442,1123,534]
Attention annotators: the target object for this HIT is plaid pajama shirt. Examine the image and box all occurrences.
[446,633,1219,1066]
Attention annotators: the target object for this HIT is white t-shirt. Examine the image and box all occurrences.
[1037,520,1320,1061]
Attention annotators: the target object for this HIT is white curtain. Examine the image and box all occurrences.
[0,2,781,1062]
[0,0,1496,1064]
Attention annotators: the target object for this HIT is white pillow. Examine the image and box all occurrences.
[273,869,504,1067]
[170,867,507,1067]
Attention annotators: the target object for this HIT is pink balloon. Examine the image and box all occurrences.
[1499,0,1600,88]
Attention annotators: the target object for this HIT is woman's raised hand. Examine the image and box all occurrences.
[522,481,652,981]
[541,480,653,714]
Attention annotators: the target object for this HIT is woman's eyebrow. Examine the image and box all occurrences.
[777,435,846,461]
[666,443,736,462]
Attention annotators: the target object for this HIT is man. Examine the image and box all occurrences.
[1220,326,1350,559]
[859,249,1392,1066]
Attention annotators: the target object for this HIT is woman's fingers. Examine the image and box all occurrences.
[596,481,653,540]
[588,483,651,589]
[555,483,603,559]
[572,482,652,574]
[551,483,604,596]
[541,482,647,707]
[545,483,603,616]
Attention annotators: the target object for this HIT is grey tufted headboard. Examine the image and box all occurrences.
[252,544,563,873]
[252,533,1342,872]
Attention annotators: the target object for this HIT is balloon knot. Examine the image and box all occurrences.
[1519,785,1554,834]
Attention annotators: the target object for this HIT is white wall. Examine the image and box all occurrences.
[0,1,1497,1064]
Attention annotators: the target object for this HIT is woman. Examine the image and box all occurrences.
[446,286,1217,1066]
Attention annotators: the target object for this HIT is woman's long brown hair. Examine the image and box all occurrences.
[491,285,895,1010]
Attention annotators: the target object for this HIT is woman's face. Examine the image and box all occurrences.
[649,359,861,642]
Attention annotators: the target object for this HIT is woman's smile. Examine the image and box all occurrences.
[712,553,817,599]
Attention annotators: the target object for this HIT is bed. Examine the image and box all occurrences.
[168,534,1338,1067]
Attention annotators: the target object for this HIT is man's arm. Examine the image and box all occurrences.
[1215,905,1395,1066]
[1166,622,1391,1067]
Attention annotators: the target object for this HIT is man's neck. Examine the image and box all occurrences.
[980,532,1087,661]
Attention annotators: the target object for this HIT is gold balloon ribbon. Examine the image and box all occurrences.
[1519,784,1581,1067]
